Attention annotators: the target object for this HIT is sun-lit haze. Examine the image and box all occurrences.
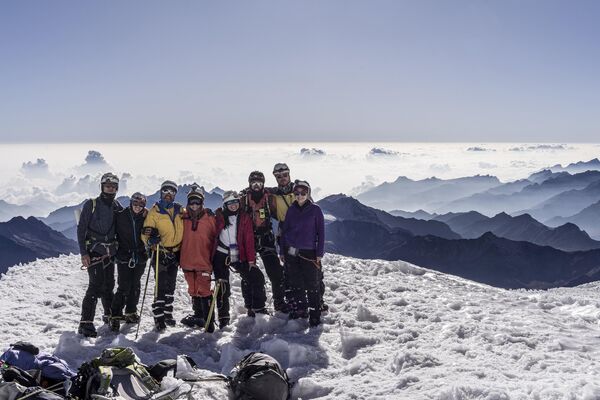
[0,142,598,214]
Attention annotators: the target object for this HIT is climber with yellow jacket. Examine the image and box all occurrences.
[142,180,184,332]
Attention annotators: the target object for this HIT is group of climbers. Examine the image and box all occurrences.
[76,164,326,337]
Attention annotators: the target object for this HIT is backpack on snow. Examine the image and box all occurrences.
[228,352,291,400]
[71,347,176,400]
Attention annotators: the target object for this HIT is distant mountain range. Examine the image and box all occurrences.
[357,174,501,212]
[0,216,78,274]
[547,200,600,240]
[434,211,600,252]
[320,195,600,288]
[386,233,600,289]
[318,195,459,239]
[356,167,600,226]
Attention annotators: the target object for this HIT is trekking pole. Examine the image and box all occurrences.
[155,244,160,301]
[135,250,154,340]
[204,281,220,331]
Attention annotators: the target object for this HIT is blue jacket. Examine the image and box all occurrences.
[281,201,325,257]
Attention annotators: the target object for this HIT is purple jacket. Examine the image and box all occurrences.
[281,201,325,257]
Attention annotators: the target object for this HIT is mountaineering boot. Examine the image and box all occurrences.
[181,315,205,328]
[102,314,111,324]
[181,296,205,328]
[274,300,290,313]
[219,317,230,329]
[165,317,176,327]
[289,309,308,320]
[110,317,121,332]
[155,319,167,332]
[320,302,329,314]
[124,313,140,324]
[78,322,97,338]
[309,309,321,327]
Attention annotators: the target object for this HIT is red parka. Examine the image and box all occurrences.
[213,208,256,264]
[180,209,217,297]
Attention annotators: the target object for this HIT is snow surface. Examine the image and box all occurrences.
[2,254,600,399]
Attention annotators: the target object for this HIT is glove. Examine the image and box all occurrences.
[148,235,161,246]
[143,227,158,236]
[81,254,91,268]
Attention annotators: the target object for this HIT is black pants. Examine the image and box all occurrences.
[224,256,267,311]
[111,260,146,317]
[81,255,115,323]
[257,235,286,309]
[213,251,232,323]
[285,250,321,321]
[152,251,179,324]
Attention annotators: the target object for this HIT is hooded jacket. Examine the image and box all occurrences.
[180,209,217,272]
[281,200,325,257]
[115,207,148,263]
[142,201,184,250]
[213,208,256,263]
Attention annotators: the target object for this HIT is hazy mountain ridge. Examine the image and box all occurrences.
[0,216,78,274]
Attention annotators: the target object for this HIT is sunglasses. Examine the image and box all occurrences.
[103,183,118,190]
[274,172,289,178]
[161,187,177,195]
[188,199,203,206]
[224,200,240,207]
[294,190,308,197]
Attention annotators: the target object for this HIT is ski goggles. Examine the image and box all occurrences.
[161,187,177,195]
[224,199,240,208]
[294,189,308,197]
[250,181,264,189]
[188,199,203,206]
[131,200,146,208]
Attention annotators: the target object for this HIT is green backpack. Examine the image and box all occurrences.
[74,347,176,400]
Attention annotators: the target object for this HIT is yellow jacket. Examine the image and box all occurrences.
[142,203,184,250]
[273,192,295,222]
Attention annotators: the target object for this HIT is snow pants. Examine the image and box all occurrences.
[285,250,321,321]
[182,269,212,298]
[111,260,146,318]
[152,251,179,324]
[212,251,232,324]
[81,255,115,323]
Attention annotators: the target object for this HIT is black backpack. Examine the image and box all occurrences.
[228,352,291,400]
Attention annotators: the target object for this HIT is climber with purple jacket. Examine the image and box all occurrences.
[280,180,325,327]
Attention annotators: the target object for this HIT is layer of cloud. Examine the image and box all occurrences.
[478,162,497,169]
[467,147,496,152]
[350,175,378,196]
[429,164,451,174]
[368,147,399,156]
[300,148,326,157]
[21,158,51,178]
[509,144,569,152]
[75,150,113,173]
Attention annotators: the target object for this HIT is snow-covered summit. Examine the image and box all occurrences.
[1,255,600,399]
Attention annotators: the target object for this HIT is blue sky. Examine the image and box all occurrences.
[1,0,599,142]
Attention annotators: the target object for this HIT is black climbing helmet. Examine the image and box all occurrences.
[100,173,119,191]
[248,171,265,184]
[130,192,146,207]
